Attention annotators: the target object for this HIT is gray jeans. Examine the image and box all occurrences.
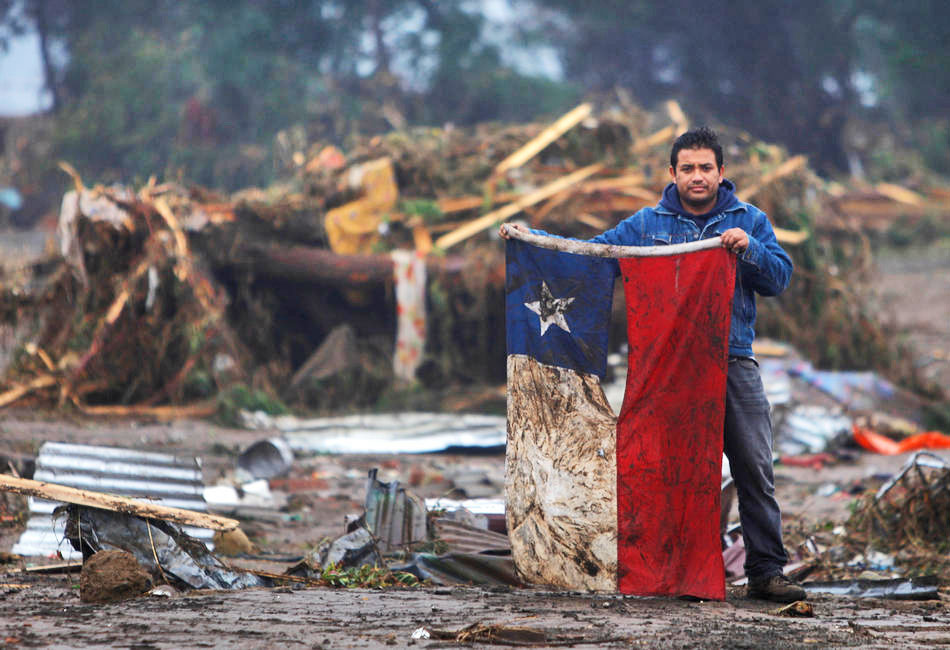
[724,357,788,578]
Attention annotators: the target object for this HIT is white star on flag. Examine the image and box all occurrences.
[525,281,575,336]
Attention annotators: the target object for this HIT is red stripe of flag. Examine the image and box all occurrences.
[616,248,735,600]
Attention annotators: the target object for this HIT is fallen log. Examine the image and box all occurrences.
[218,243,467,286]
[0,475,239,531]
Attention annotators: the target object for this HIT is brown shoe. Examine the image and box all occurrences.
[747,573,807,603]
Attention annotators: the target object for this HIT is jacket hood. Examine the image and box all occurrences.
[659,178,739,220]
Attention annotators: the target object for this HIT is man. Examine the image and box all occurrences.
[501,126,804,603]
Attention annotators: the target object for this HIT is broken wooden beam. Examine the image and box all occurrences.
[435,164,604,250]
[437,192,521,214]
[666,100,689,135]
[874,182,925,206]
[632,125,675,154]
[773,227,810,245]
[493,103,592,177]
[737,155,807,202]
[75,400,219,421]
[0,475,239,532]
[0,376,57,408]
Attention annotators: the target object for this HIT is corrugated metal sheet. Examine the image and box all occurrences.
[425,497,507,534]
[245,412,506,454]
[432,518,510,554]
[394,552,522,586]
[425,497,505,516]
[12,442,213,560]
[364,469,428,552]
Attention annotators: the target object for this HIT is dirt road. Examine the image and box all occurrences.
[2,577,947,648]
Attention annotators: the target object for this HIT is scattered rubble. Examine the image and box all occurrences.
[64,505,265,590]
[843,452,950,574]
[7,441,227,560]
[803,575,939,601]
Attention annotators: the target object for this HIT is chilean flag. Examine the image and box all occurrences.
[505,235,735,600]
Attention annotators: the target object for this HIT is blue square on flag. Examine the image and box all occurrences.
[506,239,615,378]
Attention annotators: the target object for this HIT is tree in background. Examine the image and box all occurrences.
[1,0,948,186]
[0,0,578,190]
[524,0,874,174]
[865,0,950,175]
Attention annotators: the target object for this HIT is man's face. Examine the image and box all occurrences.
[669,147,723,214]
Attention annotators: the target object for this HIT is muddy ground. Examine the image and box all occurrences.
[1,238,950,647]
[1,412,947,648]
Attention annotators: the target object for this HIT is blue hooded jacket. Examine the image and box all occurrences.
[658,179,739,226]
[530,179,792,358]
[588,179,793,357]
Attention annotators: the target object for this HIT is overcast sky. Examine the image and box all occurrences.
[0,32,49,116]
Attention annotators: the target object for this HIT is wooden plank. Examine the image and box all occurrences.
[531,189,576,223]
[774,226,810,245]
[435,164,603,250]
[874,183,924,206]
[412,223,433,255]
[580,195,655,214]
[632,125,675,154]
[577,213,609,230]
[830,194,926,220]
[737,155,807,201]
[666,100,689,134]
[493,103,592,177]
[0,376,57,408]
[437,192,521,214]
[153,197,191,262]
[76,400,219,421]
[25,562,83,574]
[0,475,239,532]
[579,174,648,192]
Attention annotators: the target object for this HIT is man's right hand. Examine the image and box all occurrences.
[499,222,527,239]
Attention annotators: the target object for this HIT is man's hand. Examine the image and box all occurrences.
[499,222,528,239]
[720,227,749,255]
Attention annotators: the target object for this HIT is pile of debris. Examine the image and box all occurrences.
[0,168,246,418]
[773,450,950,594]
[844,452,950,575]
[0,438,516,604]
[2,96,949,414]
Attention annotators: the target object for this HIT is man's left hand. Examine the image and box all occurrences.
[720,228,749,255]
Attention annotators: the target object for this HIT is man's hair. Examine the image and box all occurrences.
[670,126,723,169]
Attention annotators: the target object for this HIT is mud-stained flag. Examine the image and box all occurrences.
[504,236,736,600]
